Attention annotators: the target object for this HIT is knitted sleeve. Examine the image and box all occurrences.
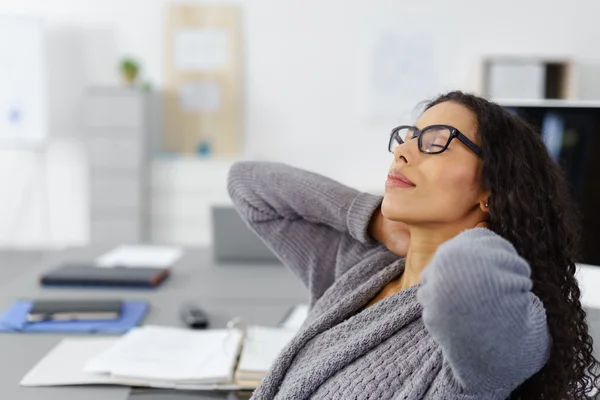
[417,228,551,393]
[227,161,384,305]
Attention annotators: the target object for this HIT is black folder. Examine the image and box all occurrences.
[40,265,170,288]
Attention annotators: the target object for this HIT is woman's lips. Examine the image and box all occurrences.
[386,172,416,188]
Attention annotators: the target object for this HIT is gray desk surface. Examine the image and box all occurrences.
[0,247,306,400]
[2,249,600,399]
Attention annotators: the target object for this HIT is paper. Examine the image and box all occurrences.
[366,31,439,120]
[85,325,242,383]
[0,16,47,147]
[280,304,309,329]
[179,82,221,111]
[21,338,120,386]
[355,11,450,122]
[21,336,242,390]
[173,28,228,71]
[237,327,296,375]
[95,245,183,268]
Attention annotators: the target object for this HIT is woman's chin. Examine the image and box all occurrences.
[381,200,403,220]
[382,196,417,223]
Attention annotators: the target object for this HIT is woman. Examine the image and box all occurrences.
[227,91,600,399]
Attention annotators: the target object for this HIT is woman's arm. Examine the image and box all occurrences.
[416,228,551,392]
[227,161,385,304]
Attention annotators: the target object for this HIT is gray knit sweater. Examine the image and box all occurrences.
[227,161,551,400]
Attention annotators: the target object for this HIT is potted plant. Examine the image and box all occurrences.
[120,58,140,86]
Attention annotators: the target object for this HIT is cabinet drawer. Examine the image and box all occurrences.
[90,178,141,210]
[90,217,141,243]
[89,136,144,169]
[150,216,210,246]
[86,92,144,128]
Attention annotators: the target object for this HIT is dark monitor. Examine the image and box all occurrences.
[501,101,600,266]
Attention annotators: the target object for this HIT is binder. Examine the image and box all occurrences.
[20,324,298,390]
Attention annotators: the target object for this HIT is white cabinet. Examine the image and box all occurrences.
[85,88,148,244]
[150,158,236,246]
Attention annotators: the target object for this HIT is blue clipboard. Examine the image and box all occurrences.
[0,300,149,333]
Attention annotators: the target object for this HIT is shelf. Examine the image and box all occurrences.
[495,98,600,108]
[483,57,574,100]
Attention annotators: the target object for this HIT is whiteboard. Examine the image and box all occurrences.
[0,16,47,147]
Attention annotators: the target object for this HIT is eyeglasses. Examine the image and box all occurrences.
[388,124,483,158]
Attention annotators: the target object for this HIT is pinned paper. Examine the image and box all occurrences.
[179,81,221,111]
[173,28,229,71]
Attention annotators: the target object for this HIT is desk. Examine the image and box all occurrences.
[2,250,600,399]
[0,248,306,400]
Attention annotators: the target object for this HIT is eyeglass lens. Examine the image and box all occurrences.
[389,126,452,154]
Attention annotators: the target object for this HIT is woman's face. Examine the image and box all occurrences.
[381,101,488,227]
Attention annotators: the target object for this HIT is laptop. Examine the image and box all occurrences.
[211,206,281,265]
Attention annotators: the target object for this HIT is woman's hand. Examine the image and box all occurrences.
[368,207,411,257]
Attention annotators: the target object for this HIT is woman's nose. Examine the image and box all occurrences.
[393,139,417,165]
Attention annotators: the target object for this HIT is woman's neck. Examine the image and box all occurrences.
[399,224,472,291]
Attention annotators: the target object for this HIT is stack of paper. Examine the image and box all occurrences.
[235,326,297,387]
[95,246,183,269]
[85,326,242,385]
[21,338,123,387]
[21,321,304,391]
[280,304,309,330]
[21,325,243,390]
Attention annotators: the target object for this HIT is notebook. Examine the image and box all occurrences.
[28,299,123,322]
[40,265,170,288]
[234,327,297,386]
[20,324,296,390]
[0,300,148,333]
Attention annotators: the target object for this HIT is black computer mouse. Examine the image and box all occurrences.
[180,303,210,329]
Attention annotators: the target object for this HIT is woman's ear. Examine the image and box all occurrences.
[479,192,490,213]
[479,198,489,213]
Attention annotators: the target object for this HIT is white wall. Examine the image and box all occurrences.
[2,0,600,246]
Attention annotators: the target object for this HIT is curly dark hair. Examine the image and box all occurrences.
[425,91,600,399]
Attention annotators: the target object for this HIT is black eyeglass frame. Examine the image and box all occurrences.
[388,124,483,158]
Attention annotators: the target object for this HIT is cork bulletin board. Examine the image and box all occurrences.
[163,4,242,156]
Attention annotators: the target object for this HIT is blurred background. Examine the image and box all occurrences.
[1,0,600,257]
